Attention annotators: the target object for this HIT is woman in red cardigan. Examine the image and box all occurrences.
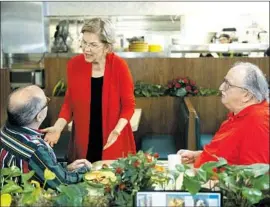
[42,18,136,163]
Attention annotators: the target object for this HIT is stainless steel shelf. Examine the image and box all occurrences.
[169,43,268,53]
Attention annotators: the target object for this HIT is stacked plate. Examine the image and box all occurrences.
[129,41,149,52]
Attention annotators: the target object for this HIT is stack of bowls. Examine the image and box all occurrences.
[129,41,149,52]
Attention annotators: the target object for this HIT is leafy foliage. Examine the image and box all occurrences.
[175,158,270,207]
[198,87,221,96]
[1,155,269,207]
[95,150,169,206]
[52,78,220,98]
[134,81,168,97]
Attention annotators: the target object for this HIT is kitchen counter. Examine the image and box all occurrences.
[45,43,268,58]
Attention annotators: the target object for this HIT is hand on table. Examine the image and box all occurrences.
[177,149,197,164]
[67,159,92,171]
[103,130,120,150]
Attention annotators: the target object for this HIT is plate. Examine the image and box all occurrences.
[91,160,116,170]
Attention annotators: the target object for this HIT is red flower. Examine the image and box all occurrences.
[194,89,199,94]
[175,83,181,88]
[185,86,192,91]
[115,167,123,174]
[153,153,159,158]
[213,167,226,173]
[183,78,189,84]
[168,83,173,88]
[133,160,140,167]
[190,80,196,86]
[172,79,177,85]
[119,183,126,190]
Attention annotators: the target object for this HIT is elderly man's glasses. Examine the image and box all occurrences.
[40,97,50,111]
[35,97,50,119]
[222,79,248,92]
[81,40,103,50]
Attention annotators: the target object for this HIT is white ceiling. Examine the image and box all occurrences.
[43,2,269,16]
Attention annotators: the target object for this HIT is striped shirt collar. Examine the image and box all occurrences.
[4,122,44,137]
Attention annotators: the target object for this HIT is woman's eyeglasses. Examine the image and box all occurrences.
[81,40,103,50]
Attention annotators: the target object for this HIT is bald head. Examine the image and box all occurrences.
[7,85,47,127]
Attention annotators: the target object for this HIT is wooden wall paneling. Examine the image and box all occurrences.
[188,96,228,134]
[44,57,69,96]
[125,57,270,89]
[44,57,269,90]
[0,70,10,126]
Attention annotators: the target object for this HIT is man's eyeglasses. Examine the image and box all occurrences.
[81,40,103,50]
[40,97,51,112]
[35,97,50,119]
[222,79,248,92]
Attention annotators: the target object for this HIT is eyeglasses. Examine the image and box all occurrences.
[222,79,248,92]
[81,39,103,50]
[39,97,50,112]
[34,96,50,119]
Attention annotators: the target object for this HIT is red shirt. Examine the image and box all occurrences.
[194,101,269,168]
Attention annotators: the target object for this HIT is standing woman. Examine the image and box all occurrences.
[42,18,136,163]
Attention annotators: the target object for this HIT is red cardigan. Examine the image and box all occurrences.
[59,53,136,162]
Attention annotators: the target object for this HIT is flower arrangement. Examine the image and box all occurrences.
[167,77,199,97]
[85,150,169,206]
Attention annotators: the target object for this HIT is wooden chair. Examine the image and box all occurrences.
[184,97,213,150]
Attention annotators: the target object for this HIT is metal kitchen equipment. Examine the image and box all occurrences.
[1,2,47,53]
[9,68,45,90]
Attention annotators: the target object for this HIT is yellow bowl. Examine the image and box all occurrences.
[149,44,162,52]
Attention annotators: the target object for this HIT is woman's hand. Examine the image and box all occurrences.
[103,130,120,150]
[40,126,62,147]
[67,159,92,171]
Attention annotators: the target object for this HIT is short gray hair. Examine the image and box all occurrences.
[233,62,269,103]
[7,94,43,127]
[81,18,116,45]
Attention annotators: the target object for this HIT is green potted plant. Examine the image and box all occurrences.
[175,158,270,207]
[0,167,56,206]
